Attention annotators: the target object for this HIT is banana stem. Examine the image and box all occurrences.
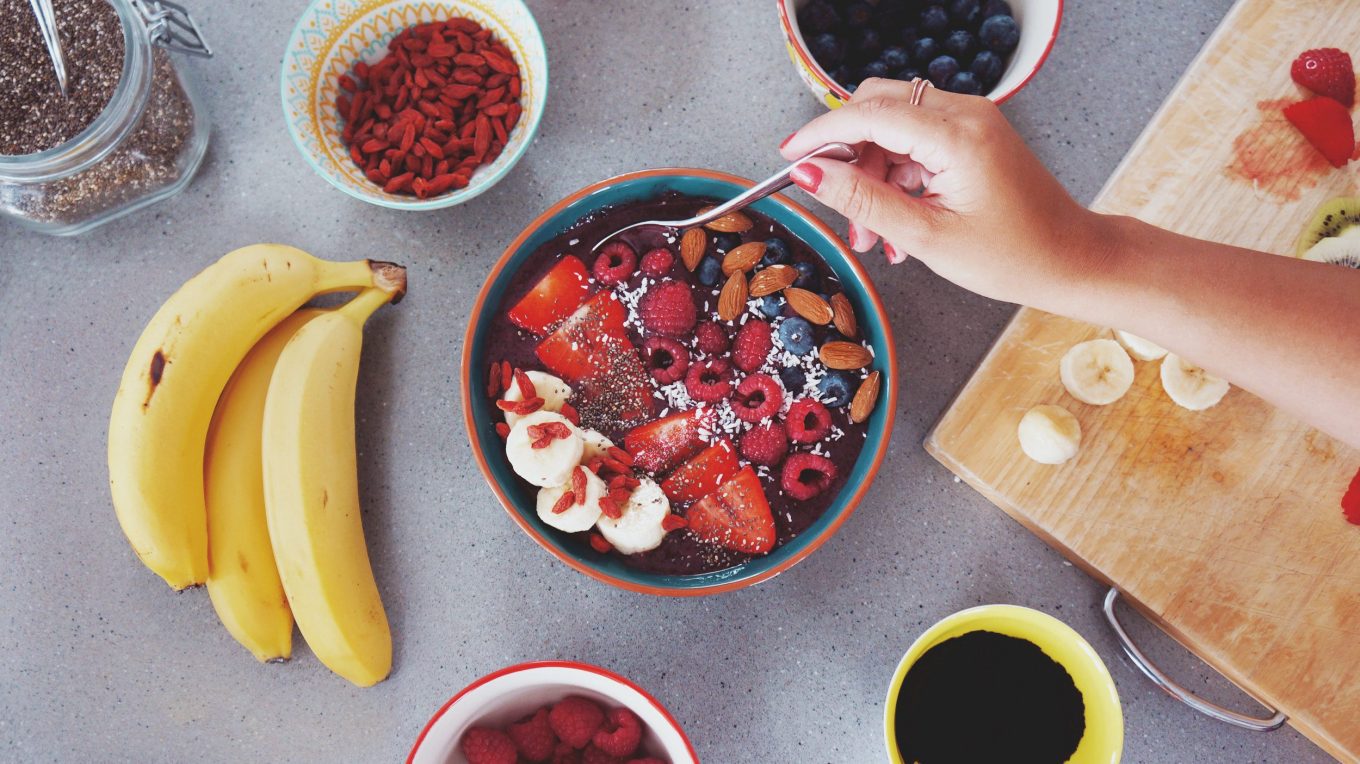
[340,287,395,322]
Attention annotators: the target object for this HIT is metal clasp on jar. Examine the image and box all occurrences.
[131,0,212,57]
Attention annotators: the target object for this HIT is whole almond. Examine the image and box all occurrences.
[785,288,833,325]
[680,228,706,271]
[698,206,753,233]
[717,271,748,321]
[820,341,872,369]
[722,242,766,275]
[749,265,798,297]
[849,371,881,423]
[830,292,859,338]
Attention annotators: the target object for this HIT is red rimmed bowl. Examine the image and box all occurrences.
[460,168,898,596]
[777,0,1063,108]
[408,661,698,763]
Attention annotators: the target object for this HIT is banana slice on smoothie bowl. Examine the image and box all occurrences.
[461,170,898,595]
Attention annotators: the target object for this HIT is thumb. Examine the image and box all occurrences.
[792,158,944,255]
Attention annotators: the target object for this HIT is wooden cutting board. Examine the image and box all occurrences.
[925,0,1360,760]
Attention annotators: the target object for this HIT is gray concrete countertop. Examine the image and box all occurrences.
[0,1,1335,762]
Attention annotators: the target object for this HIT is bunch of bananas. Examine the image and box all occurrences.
[107,243,406,687]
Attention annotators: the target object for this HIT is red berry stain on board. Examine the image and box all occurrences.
[1342,466,1360,526]
[1225,99,1332,201]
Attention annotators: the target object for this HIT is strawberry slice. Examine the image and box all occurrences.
[508,255,591,335]
[537,292,655,427]
[1283,97,1356,168]
[1291,48,1355,108]
[685,466,776,554]
[623,408,711,475]
[661,439,740,505]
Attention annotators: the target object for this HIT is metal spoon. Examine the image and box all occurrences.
[29,0,71,97]
[593,142,859,252]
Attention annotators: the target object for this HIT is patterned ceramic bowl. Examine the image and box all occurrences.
[280,0,547,209]
[777,0,1063,108]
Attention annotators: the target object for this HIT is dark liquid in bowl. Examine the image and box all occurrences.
[487,192,873,575]
[894,630,1085,764]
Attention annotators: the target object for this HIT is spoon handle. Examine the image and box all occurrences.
[29,0,70,97]
[680,142,858,228]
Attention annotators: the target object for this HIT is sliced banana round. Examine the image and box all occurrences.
[502,370,573,429]
[1017,405,1082,465]
[596,478,670,555]
[506,411,584,487]
[1060,339,1135,405]
[1112,329,1168,362]
[1160,354,1230,411]
[579,428,615,463]
[536,469,605,533]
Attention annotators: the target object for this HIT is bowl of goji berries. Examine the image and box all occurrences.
[281,0,547,209]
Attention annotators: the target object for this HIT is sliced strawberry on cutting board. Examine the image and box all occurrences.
[508,255,592,335]
[536,291,629,381]
[1291,48,1355,108]
[1283,97,1356,168]
[660,439,740,505]
[685,466,776,554]
[624,408,711,475]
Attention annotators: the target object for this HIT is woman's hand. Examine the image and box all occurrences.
[780,78,1109,312]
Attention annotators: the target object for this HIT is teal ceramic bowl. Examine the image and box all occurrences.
[461,169,898,595]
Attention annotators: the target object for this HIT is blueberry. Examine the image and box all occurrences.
[798,0,840,34]
[830,64,854,87]
[852,27,882,60]
[780,366,808,393]
[809,32,846,68]
[861,60,890,80]
[919,4,949,35]
[874,3,911,28]
[779,317,815,356]
[880,45,910,70]
[844,1,873,27]
[981,0,1012,18]
[945,70,982,95]
[757,294,786,319]
[927,55,960,86]
[713,232,741,253]
[817,371,855,408]
[979,14,1019,53]
[762,237,791,265]
[948,0,981,26]
[911,37,940,65]
[943,29,974,59]
[792,261,817,289]
[970,50,1003,87]
[899,26,919,50]
[844,81,859,94]
[696,256,722,287]
[892,67,923,82]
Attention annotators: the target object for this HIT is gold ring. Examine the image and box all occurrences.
[910,77,933,106]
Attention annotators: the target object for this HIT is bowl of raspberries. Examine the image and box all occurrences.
[777,0,1063,106]
[408,661,697,764]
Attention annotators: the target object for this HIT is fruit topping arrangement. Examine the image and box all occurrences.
[459,696,668,764]
[487,194,882,574]
[334,16,524,198]
[797,0,1020,95]
[1282,48,1357,169]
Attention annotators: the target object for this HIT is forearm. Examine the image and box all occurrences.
[1054,213,1360,447]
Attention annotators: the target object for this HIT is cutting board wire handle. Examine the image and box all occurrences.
[1103,588,1288,731]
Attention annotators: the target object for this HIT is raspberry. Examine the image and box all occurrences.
[642,336,690,385]
[730,373,783,423]
[684,359,733,403]
[460,727,518,764]
[740,421,789,466]
[694,321,729,355]
[730,319,774,372]
[1291,48,1355,108]
[637,280,697,336]
[781,453,837,500]
[639,247,675,277]
[591,707,643,758]
[549,696,605,750]
[786,398,832,443]
[551,741,581,764]
[592,242,637,285]
[582,745,623,764]
[508,708,558,762]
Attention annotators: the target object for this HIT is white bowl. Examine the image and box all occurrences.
[777,0,1063,107]
[408,661,699,763]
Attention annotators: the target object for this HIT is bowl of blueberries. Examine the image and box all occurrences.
[777,0,1062,106]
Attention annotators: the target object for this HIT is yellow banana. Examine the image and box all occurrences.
[108,244,405,590]
[262,287,399,687]
[205,309,326,663]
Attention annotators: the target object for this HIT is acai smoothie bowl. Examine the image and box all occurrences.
[461,169,897,595]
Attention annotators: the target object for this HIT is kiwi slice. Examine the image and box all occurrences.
[1302,228,1360,269]
[1294,196,1360,257]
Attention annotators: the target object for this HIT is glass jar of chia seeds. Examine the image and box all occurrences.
[0,0,211,235]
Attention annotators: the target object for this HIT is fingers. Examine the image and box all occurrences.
[848,144,889,253]
[792,156,947,256]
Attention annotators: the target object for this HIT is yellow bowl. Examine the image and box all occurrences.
[884,605,1123,764]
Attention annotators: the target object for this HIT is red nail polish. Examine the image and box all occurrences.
[790,162,822,193]
[779,132,795,149]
